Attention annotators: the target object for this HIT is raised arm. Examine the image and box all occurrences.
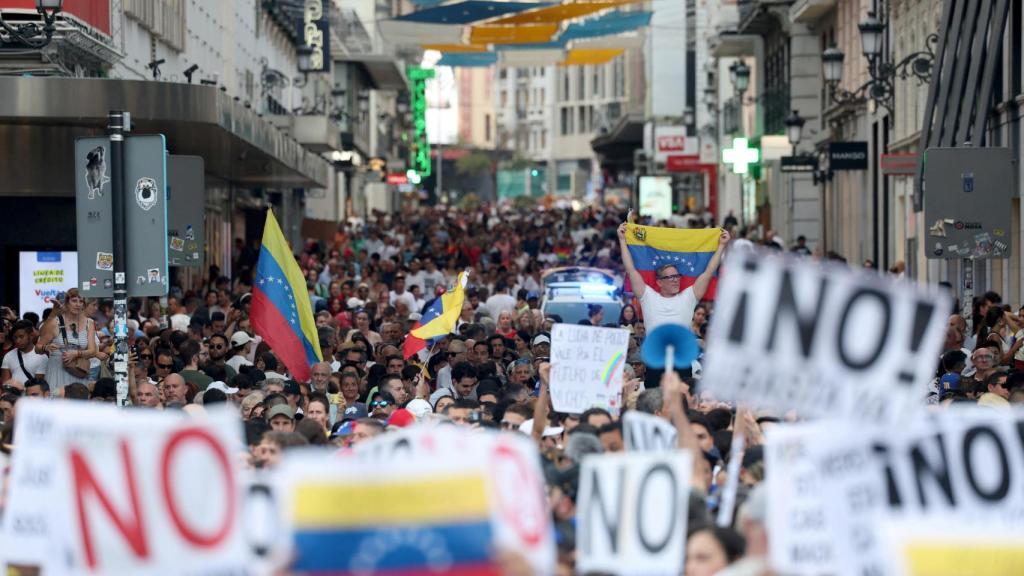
[532,362,552,444]
[617,223,647,298]
[693,228,731,301]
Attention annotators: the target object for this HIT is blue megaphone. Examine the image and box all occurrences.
[640,324,700,372]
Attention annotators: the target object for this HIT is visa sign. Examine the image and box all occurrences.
[653,126,698,161]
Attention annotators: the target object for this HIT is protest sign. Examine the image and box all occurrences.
[622,411,678,452]
[764,422,841,575]
[577,451,693,575]
[283,425,555,575]
[881,518,1024,576]
[701,249,950,421]
[18,251,78,317]
[550,323,629,414]
[1,399,259,576]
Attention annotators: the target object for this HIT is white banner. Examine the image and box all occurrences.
[550,324,629,415]
[284,425,556,575]
[622,411,678,452]
[18,251,79,318]
[765,408,1024,576]
[702,249,951,422]
[1,400,261,576]
[577,451,693,575]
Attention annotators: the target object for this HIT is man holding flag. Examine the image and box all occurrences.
[618,215,729,333]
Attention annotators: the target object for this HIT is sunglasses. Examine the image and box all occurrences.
[370,400,390,408]
[448,352,461,358]
[157,363,174,370]
[657,274,683,281]
[2,385,23,395]
[140,354,153,360]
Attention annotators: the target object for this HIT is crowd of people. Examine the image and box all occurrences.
[1,203,1021,575]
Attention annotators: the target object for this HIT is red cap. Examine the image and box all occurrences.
[387,408,416,428]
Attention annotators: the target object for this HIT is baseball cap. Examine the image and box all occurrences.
[283,380,302,396]
[387,408,416,428]
[347,297,366,308]
[527,291,539,301]
[532,334,551,347]
[266,404,295,421]
[206,380,240,395]
[230,331,253,348]
[405,398,432,419]
[330,420,355,439]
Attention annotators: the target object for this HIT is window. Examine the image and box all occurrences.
[540,88,545,104]
[562,69,570,101]
[541,129,547,149]
[485,114,491,142]
[576,67,585,100]
[613,56,625,98]
[540,67,546,77]
[500,90,508,108]
[500,68,507,79]
[579,106,586,133]
[592,66,600,97]
[561,107,574,135]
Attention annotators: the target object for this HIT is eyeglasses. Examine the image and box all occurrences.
[370,400,390,408]
[974,354,995,361]
[500,420,518,430]
[657,274,682,281]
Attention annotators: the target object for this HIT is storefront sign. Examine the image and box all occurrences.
[781,155,819,173]
[302,0,329,72]
[829,142,868,170]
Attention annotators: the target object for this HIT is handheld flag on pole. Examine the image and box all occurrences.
[624,223,721,298]
[403,270,470,359]
[250,210,322,382]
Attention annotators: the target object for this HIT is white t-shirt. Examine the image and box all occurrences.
[1,348,47,382]
[485,293,517,320]
[226,355,253,373]
[639,286,698,333]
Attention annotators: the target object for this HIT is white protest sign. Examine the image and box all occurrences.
[18,251,79,317]
[4,399,263,576]
[702,249,950,421]
[550,323,629,414]
[577,451,693,575]
[622,411,678,452]
[764,422,842,575]
[327,425,556,574]
[815,408,1024,576]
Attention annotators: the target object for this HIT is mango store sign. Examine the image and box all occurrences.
[18,251,78,317]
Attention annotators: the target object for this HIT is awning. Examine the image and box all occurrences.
[561,48,624,66]
[379,20,464,46]
[335,54,408,91]
[591,113,644,170]
[559,10,652,42]
[500,48,566,67]
[469,23,559,44]
[437,52,500,67]
[396,1,549,24]
[0,76,331,196]
[485,0,641,25]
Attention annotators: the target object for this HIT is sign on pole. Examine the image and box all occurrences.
[166,155,205,267]
[577,451,693,575]
[924,147,1012,259]
[550,323,629,415]
[18,251,78,317]
[828,142,868,170]
[75,135,169,297]
[622,411,678,452]
[701,249,950,422]
[2,400,261,576]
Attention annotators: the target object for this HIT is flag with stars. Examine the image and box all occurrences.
[624,223,721,298]
[403,271,469,359]
[251,210,322,382]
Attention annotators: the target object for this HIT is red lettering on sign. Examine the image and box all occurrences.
[70,441,150,569]
[160,428,236,548]
[492,443,547,547]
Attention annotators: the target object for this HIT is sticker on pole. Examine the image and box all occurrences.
[701,249,950,422]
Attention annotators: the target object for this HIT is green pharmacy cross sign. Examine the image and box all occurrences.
[722,137,759,175]
[408,66,435,179]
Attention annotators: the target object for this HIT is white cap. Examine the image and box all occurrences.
[206,380,239,395]
[230,331,253,348]
[347,297,366,309]
[519,419,564,437]
[405,399,432,420]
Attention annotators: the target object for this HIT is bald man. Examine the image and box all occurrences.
[137,381,162,408]
[310,362,332,393]
[162,373,189,405]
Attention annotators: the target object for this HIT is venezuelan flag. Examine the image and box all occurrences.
[403,271,468,359]
[251,210,322,383]
[290,474,499,575]
[624,223,720,298]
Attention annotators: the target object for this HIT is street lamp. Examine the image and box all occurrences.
[858,12,885,59]
[731,59,750,96]
[821,8,936,114]
[784,109,804,148]
[0,0,64,49]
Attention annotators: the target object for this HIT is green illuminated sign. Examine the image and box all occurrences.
[722,137,759,175]
[408,66,435,179]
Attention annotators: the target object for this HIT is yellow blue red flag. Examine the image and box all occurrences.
[251,210,322,382]
[624,223,721,297]
[403,271,469,358]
